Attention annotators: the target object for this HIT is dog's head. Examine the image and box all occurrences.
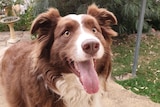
[31,4,117,94]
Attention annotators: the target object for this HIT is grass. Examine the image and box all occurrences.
[111,33,160,103]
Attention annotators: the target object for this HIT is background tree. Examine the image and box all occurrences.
[33,0,160,35]
[1,0,159,34]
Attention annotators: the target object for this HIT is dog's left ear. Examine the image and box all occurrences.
[87,4,118,37]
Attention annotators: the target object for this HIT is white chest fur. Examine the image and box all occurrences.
[52,74,107,107]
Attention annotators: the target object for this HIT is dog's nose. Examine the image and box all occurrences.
[82,39,100,55]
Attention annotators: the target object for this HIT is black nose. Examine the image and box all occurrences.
[82,39,100,55]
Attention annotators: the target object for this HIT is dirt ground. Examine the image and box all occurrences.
[0,32,160,107]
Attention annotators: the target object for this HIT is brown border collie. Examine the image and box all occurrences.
[0,4,117,107]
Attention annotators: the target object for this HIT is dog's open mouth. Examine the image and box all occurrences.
[67,58,99,94]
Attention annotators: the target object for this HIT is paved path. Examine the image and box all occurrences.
[0,31,31,50]
[0,31,160,107]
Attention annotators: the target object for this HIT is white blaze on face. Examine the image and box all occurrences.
[64,14,105,94]
[66,14,104,61]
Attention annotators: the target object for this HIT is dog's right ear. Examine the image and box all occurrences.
[30,8,60,38]
[30,8,61,59]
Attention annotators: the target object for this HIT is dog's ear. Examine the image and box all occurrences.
[87,4,117,37]
[31,8,60,38]
[30,8,61,59]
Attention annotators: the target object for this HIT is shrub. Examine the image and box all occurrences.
[1,0,160,35]
[14,6,34,31]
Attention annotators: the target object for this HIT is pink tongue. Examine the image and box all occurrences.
[77,60,99,94]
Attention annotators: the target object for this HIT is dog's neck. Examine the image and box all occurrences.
[48,73,107,107]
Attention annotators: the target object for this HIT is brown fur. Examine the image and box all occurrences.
[1,4,117,107]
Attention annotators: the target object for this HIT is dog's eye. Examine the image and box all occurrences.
[92,28,97,33]
[62,30,70,37]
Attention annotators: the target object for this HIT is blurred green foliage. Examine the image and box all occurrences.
[30,0,160,35]
[14,6,34,31]
[1,0,160,35]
